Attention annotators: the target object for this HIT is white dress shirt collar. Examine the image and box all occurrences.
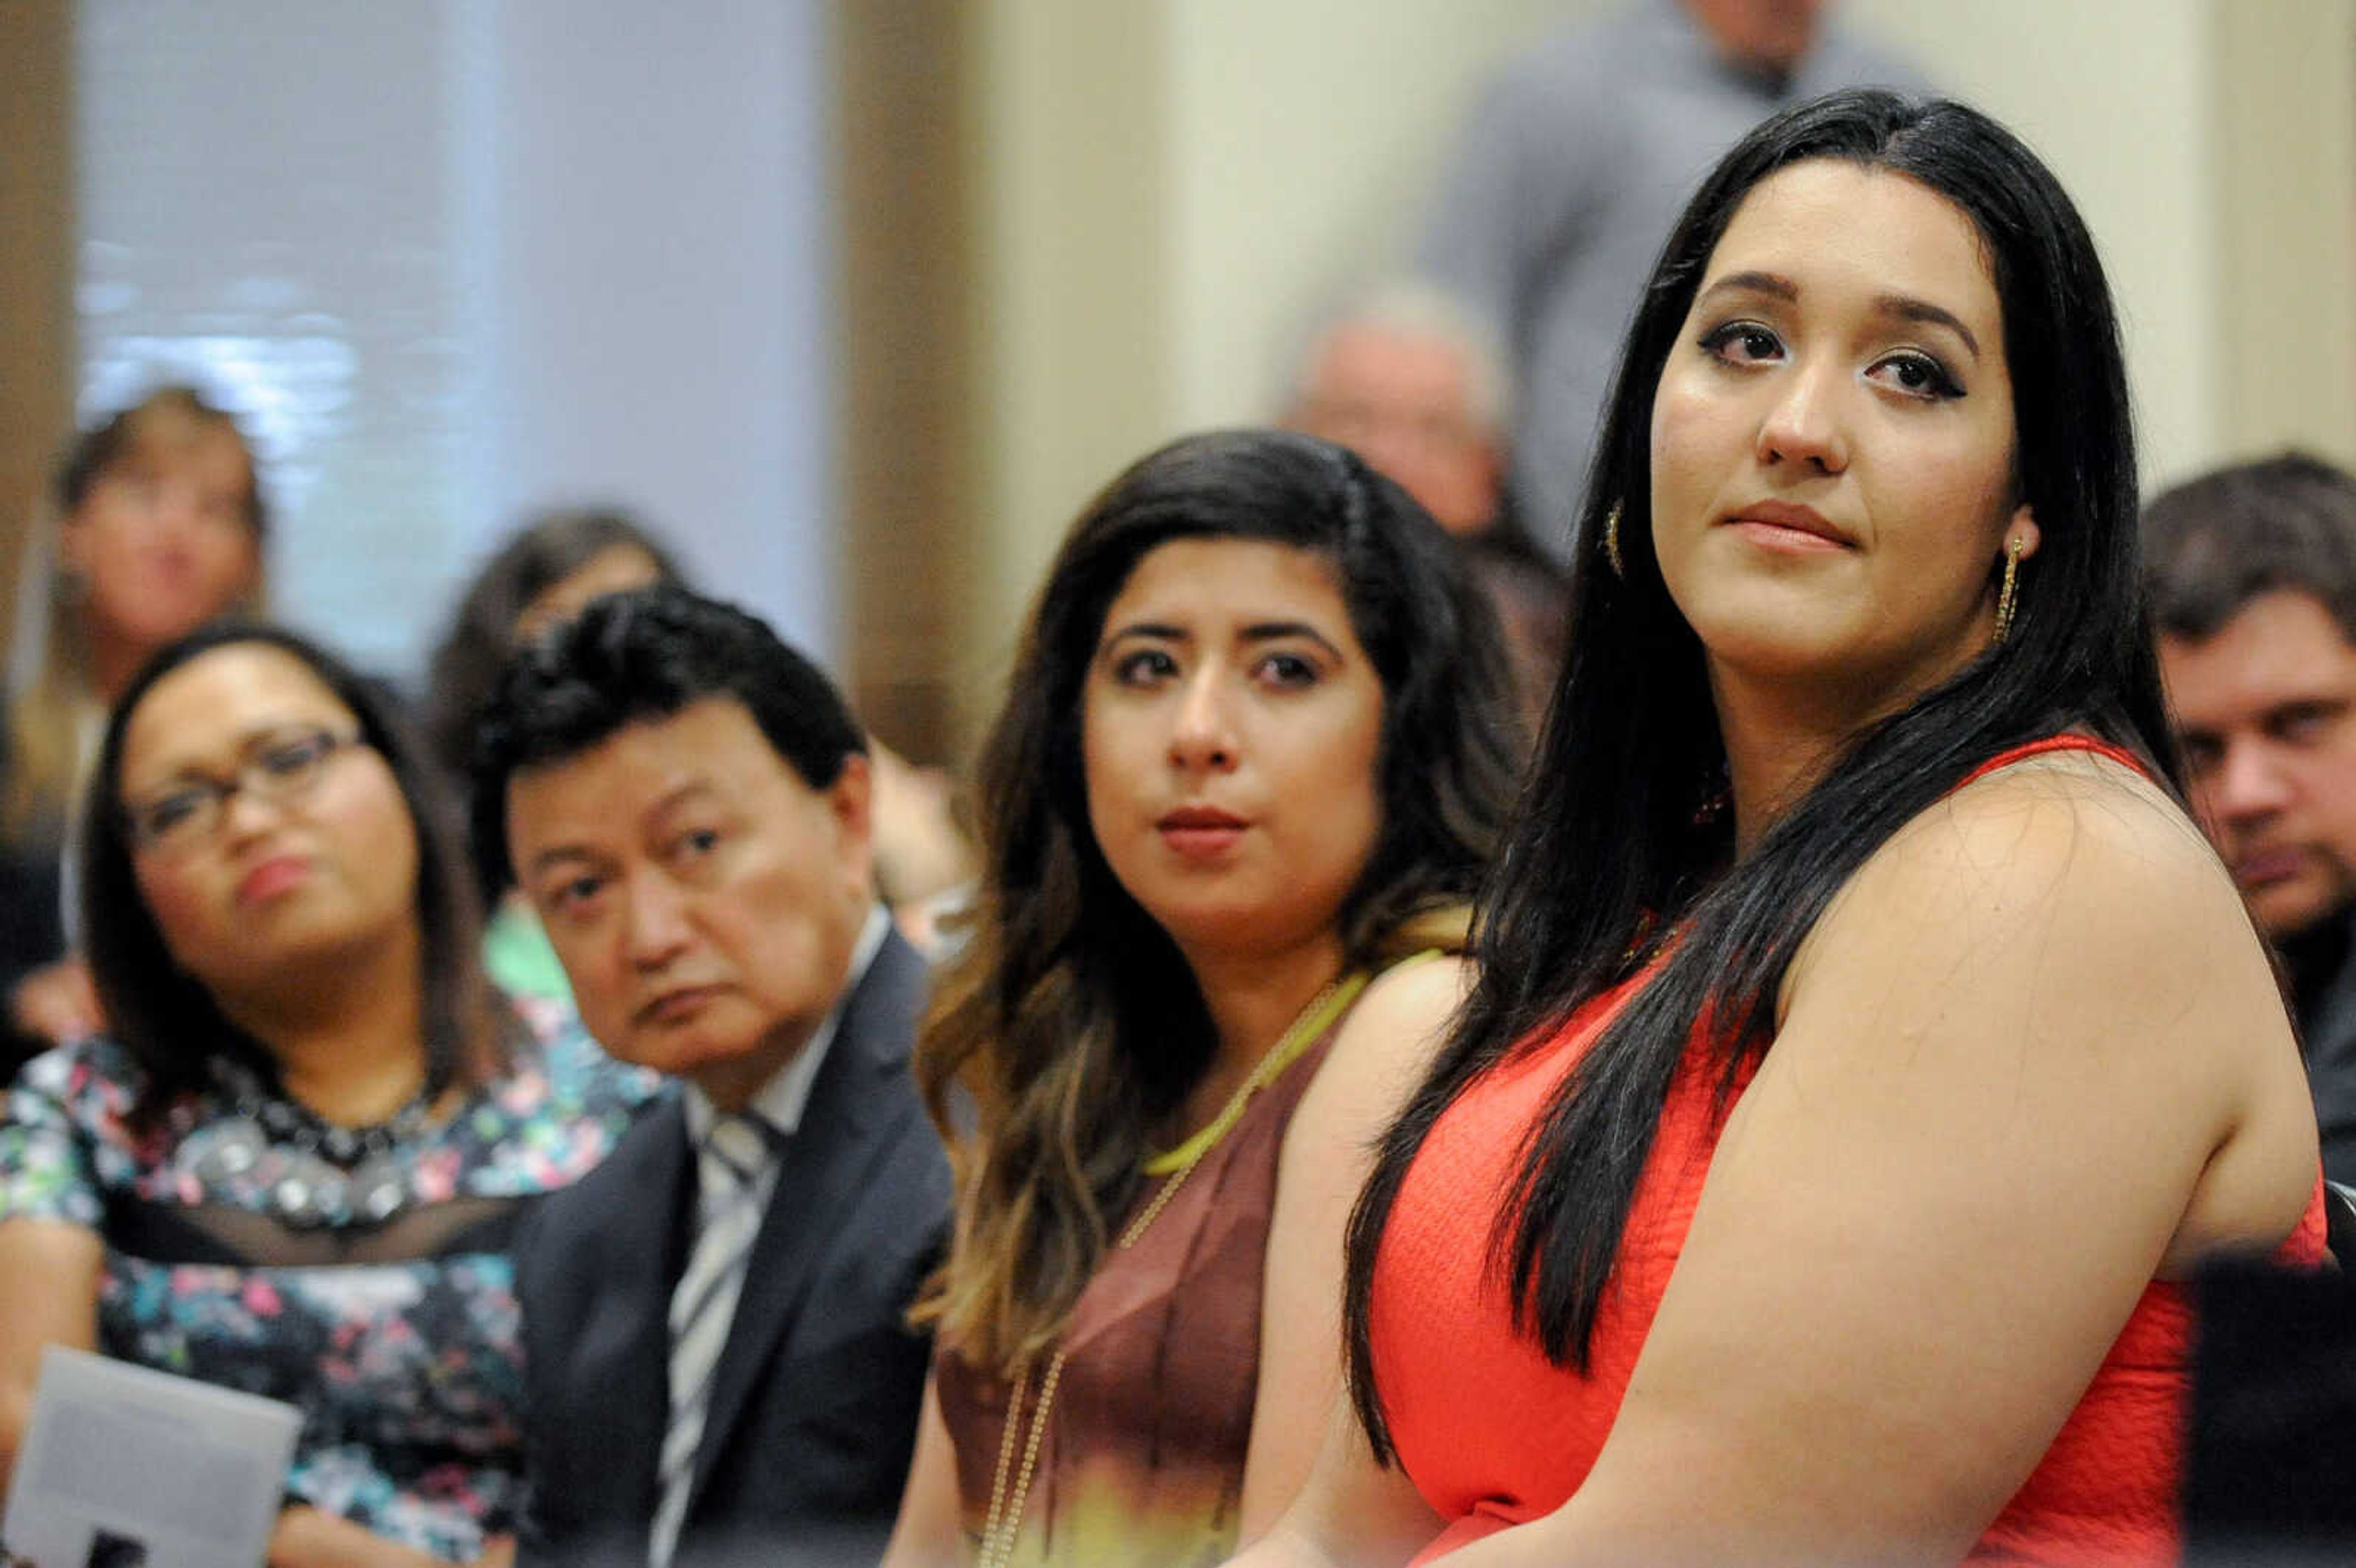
[681,902,891,1144]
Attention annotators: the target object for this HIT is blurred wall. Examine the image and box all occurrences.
[2208,0,2356,469]
[464,0,836,660]
[1159,0,1582,432]
[0,1,73,663]
[963,0,1577,709]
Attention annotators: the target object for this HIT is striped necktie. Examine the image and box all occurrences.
[650,1111,774,1568]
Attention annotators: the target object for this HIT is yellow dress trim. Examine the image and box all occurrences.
[1139,948,1441,1177]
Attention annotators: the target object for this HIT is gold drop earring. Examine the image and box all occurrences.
[1603,503,1625,580]
[1993,534,2025,644]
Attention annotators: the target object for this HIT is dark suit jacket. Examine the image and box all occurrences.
[2290,909,2356,1189]
[515,931,951,1568]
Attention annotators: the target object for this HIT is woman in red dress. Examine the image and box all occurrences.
[1236,90,2328,1568]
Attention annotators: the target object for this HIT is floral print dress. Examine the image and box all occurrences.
[0,1004,659,1561]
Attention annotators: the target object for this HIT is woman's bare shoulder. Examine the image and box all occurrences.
[1321,954,1472,1083]
[1828,747,2250,966]
[1287,953,1471,1153]
[1784,744,2290,1128]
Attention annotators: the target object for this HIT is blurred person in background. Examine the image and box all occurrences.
[2146,454,2356,1191]
[1284,283,1570,740]
[880,429,1520,1567]
[1418,0,1926,556]
[473,586,949,1568]
[0,623,654,1566]
[426,508,973,980]
[1284,282,1513,542]
[1,387,269,1064]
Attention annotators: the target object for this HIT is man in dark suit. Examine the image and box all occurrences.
[471,585,951,1568]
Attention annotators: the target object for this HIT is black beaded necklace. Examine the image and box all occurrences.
[194,1059,437,1229]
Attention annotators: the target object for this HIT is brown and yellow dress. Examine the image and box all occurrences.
[933,970,1392,1568]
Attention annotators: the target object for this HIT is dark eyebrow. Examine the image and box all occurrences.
[1696,270,1798,307]
[523,844,601,879]
[521,780,719,878]
[1699,272,1982,361]
[1101,621,1187,646]
[1875,293,1981,359]
[1241,621,1343,657]
[643,780,723,824]
[131,721,342,793]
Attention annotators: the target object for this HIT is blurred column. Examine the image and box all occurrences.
[964,0,1172,705]
[2211,0,2356,468]
[0,0,75,659]
[835,0,979,763]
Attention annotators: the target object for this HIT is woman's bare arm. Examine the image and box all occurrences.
[1407,761,2319,1567]
[1239,955,1468,1543]
[0,1217,101,1489]
[879,1372,963,1568]
[266,1507,455,1568]
[1231,1397,1442,1568]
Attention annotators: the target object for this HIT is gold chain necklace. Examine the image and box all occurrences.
[971,969,1369,1568]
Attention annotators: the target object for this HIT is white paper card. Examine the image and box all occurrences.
[2,1347,300,1568]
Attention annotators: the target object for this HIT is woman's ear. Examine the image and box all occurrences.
[2003,505,2041,564]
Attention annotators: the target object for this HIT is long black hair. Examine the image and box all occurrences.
[82,622,507,1124]
[1344,90,2173,1457]
[918,427,1524,1372]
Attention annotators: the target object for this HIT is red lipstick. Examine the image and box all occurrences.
[236,855,311,905]
[1157,804,1249,861]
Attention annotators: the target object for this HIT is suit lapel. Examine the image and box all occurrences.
[685,932,925,1509]
[577,1097,694,1527]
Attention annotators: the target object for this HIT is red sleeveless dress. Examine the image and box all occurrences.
[1368,736,2331,1566]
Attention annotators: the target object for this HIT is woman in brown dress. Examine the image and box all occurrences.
[880,429,1523,1567]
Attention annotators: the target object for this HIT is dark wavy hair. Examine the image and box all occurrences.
[421,507,684,859]
[81,623,507,1124]
[916,427,1525,1374]
[1344,90,2175,1458]
[467,584,868,902]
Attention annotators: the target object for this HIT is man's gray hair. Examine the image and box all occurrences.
[1280,277,1514,439]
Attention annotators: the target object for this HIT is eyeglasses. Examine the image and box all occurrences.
[123,726,369,853]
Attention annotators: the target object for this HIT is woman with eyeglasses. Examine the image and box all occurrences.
[0,623,655,1567]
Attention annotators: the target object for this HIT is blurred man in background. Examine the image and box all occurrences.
[1283,281,1569,741]
[1283,281,1512,539]
[2146,453,2356,1189]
